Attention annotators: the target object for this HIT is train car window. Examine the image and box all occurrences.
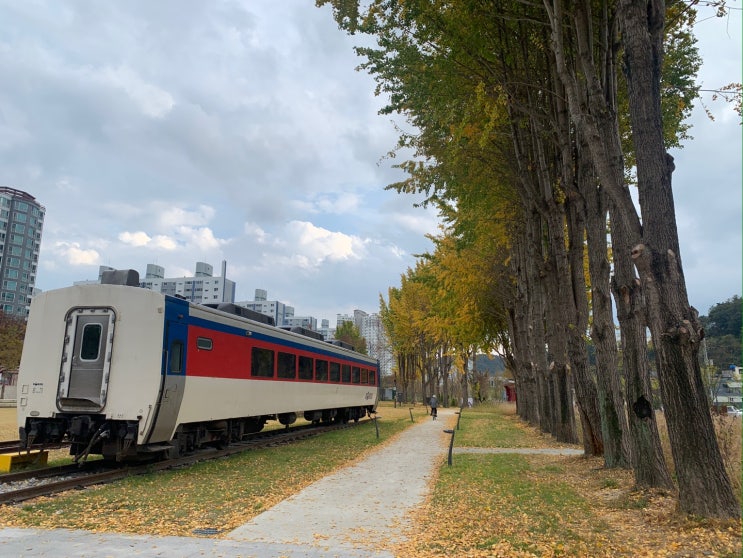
[251,347,274,378]
[361,369,368,384]
[341,364,351,383]
[170,341,183,374]
[80,323,102,361]
[368,370,377,385]
[196,337,213,350]
[316,359,328,382]
[277,352,296,379]
[298,356,314,380]
[329,362,340,382]
[352,366,360,384]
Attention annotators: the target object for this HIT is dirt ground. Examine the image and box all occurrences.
[0,407,17,441]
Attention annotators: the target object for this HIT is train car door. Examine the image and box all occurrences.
[58,308,116,412]
[145,300,188,444]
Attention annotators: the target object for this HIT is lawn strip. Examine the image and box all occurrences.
[454,405,581,449]
[398,452,593,557]
[0,406,414,538]
[397,403,742,558]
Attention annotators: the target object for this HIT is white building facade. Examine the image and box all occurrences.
[336,310,393,378]
[284,315,318,330]
[140,261,235,304]
[318,319,334,340]
[235,289,295,327]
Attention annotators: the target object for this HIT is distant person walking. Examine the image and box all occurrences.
[429,394,438,420]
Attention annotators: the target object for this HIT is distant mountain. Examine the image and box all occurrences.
[474,354,505,375]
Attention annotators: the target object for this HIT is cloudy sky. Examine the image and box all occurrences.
[0,2,740,325]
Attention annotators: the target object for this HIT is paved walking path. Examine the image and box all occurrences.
[0,409,457,557]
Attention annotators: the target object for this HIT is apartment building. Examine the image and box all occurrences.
[0,187,44,316]
[139,261,235,304]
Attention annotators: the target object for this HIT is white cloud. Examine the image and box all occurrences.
[288,220,367,265]
[55,177,79,193]
[176,226,224,251]
[119,231,151,247]
[244,222,269,244]
[15,2,739,323]
[158,205,216,229]
[150,235,179,250]
[100,65,175,119]
[118,227,217,251]
[391,212,441,236]
[53,242,100,265]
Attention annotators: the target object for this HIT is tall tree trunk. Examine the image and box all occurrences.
[543,234,578,444]
[508,236,540,424]
[575,145,631,467]
[545,0,675,492]
[551,82,604,454]
[618,0,739,518]
[565,177,606,457]
[610,211,673,489]
[524,215,551,434]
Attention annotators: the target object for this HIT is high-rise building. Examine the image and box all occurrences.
[236,289,295,327]
[0,187,44,316]
[140,260,235,304]
[318,318,334,340]
[358,312,393,378]
[336,313,354,329]
[337,310,393,377]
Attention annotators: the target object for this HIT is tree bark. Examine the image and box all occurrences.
[565,172,607,457]
[619,0,739,517]
[575,142,631,467]
[609,199,674,489]
[508,234,541,424]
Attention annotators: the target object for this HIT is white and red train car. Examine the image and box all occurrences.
[17,283,379,461]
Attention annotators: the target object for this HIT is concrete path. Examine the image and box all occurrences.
[454,446,583,456]
[0,409,456,557]
[228,408,455,554]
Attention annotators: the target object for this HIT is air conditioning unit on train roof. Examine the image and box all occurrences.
[100,269,140,287]
[202,302,276,326]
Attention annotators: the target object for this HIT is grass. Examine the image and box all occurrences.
[453,404,578,449]
[1,403,741,556]
[0,403,417,536]
[396,404,742,558]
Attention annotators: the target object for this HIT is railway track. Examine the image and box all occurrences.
[0,419,364,505]
[0,439,70,454]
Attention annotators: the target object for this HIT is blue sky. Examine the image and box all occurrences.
[0,2,740,324]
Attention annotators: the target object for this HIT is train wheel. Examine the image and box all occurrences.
[245,417,265,433]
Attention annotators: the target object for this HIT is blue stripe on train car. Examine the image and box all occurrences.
[184,303,376,368]
[163,295,192,375]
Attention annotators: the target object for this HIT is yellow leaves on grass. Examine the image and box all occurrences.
[395,453,742,558]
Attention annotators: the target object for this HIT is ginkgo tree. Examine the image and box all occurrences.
[320,0,739,518]
[334,321,368,354]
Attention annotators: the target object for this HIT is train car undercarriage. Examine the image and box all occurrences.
[21,405,374,463]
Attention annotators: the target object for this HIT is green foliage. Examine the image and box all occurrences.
[335,320,368,354]
[700,296,742,368]
[619,4,701,175]
[0,311,26,372]
[701,295,743,338]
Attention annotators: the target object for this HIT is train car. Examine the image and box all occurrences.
[17,282,379,462]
